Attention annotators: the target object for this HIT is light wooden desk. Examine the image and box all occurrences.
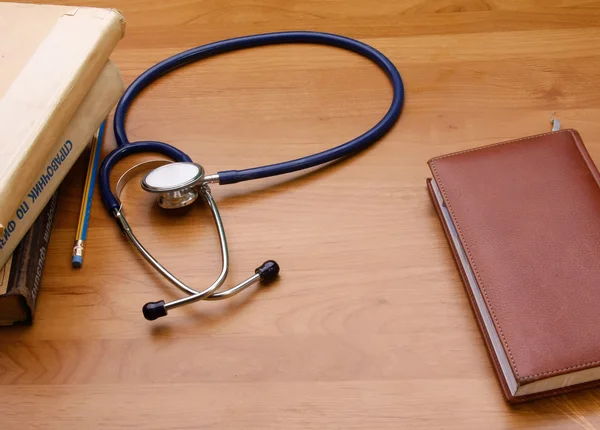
[3,1,600,428]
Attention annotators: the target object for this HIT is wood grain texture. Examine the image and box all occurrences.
[3,0,600,428]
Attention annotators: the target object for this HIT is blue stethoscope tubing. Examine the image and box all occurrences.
[99,30,404,212]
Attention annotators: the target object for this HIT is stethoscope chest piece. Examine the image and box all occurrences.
[141,162,205,209]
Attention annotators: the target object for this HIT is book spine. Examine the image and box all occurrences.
[1,190,60,325]
[0,60,124,268]
[0,6,125,237]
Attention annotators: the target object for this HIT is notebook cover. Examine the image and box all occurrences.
[426,129,600,403]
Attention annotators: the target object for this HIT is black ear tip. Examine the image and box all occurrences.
[143,300,167,321]
[256,260,280,284]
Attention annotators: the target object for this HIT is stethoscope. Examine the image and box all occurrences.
[98,31,404,321]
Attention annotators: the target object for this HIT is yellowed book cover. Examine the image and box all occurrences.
[0,60,125,268]
[0,2,126,239]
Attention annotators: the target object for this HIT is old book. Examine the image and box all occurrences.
[0,60,124,268]
[0,2,125,242]
[427,129,600,403]
[0,190,59,326]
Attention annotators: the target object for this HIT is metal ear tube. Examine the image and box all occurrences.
[112,159,280,321]
[143,260,280,321]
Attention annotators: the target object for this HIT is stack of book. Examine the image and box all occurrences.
[0,2,126,325]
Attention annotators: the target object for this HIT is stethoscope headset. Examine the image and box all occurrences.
[98,31,404,321]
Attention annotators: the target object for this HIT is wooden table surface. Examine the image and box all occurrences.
[4,0,600,428]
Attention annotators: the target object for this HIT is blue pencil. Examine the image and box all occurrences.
[72,120,106,268]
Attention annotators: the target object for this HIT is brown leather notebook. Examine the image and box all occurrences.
[426,129,600,403]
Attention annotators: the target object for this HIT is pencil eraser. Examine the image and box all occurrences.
[72,255,83,268]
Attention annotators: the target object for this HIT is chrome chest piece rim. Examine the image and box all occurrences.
[141,162,206,209]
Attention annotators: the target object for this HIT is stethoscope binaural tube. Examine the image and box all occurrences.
[112,30,404,184]
[98,31,404,321]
